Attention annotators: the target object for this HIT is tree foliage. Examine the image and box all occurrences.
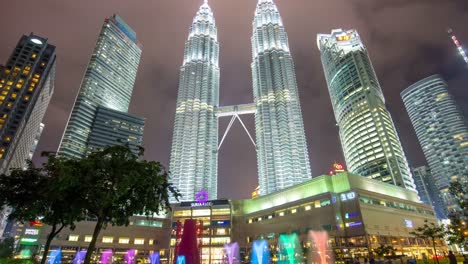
[410,220,445,264]
[445,181,467,251]
[373,244,395,257]
[0,238,14,258]
[0,157,84,264]
[67,145,180,264]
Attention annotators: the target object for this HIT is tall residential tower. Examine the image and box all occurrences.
[252,0,312,195]
[317,29,416,191]
[0,34,55,174]
[0,34,55,237]
[59,15,143,158]
[169,1,220,201]
[402,75,468,215]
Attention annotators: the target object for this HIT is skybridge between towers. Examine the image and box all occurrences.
[216,103,257,150]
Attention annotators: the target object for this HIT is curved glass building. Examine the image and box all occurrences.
[252,0,312,195]
[317,29,415,191]
[402,75,468,215]
[169,0,219,201]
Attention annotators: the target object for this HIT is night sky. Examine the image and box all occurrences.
[1,0,467,199]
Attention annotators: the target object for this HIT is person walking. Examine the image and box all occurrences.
[448,251,457,264]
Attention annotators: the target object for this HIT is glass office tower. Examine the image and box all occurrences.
[169,1,220,201]
[402,75,468,215]
[59,15,142,158]
[317,29,416,191]
[252,0,312,196]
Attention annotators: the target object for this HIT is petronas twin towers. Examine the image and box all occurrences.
[170,0,311,201]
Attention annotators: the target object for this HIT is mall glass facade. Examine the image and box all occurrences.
[170,200,232,264]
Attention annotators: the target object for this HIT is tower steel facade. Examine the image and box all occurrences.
[169,1,220,201]
[59,15,142,158]
[402,75,468,215]
[251,0,312,195]
[317,29,416,192]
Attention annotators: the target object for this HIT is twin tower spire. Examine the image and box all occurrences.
[170,0,311,201]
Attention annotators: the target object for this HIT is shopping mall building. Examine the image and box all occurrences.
[22,172,444,263]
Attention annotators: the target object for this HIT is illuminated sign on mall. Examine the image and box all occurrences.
[340,191,356,201]
[24,229,39,235]
[191,202,213,207]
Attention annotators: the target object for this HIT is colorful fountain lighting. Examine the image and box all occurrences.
[149,252,160,264]
[251,240,270,264]
[101,249,113,264]
[73,251,86,264]
[278,233,301,264]
[126,249,136,264]
[177,255,186,264]
[224,242,240,264]
[47,249,62,264]
[308,230,333,264]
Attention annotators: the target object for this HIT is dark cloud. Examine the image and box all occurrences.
[1,0,467,199]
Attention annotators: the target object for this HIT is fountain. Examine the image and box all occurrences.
[149,252,160,264]
[177,255,186,264]
[251,240,270,264]
[176,219,200,264]
[47,249,62,264]
[277,233,302,264]
[224,242,240,264]
[126,249,136,264]
[308,231,333,264]
[73,251,86,264]
[101,249,113,264]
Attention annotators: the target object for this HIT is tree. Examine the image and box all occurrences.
[0,157,84,264]
[445,181,467,251]
[373,244,395,258]
[410,220,445,264]
[68,146,180,264]
[0,238,14,258]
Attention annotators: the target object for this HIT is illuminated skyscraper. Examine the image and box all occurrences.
[252,0,312,195]
[411,166,445,219]
[402,75,468,215]
[0,34,55,237]
[317,29,416,191]
[448,28,468,66]
[169,1,219,201]
[0,34,55,174]
[59,15,143,158]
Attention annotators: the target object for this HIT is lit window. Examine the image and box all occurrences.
[16,84,22,89]
[102,237,113,243]
[305,205,311,211]
[291,209,297,214]
[6,103,13,108]
[68,235,79,242]
[134,238,144,245]
[5,136,11,142]
[11,93,17,99]
[31,54,37,59]
[248,219,253,224]
[149,240,154,245]
[24,96,30,101]
[279,212,285,217]
[216,229,226,235]
[119,238,130,244]
[257,217,262,222]
[192,209,210,216]
[84,236,92,242]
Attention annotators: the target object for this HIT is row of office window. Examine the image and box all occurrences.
[67,235,153,245]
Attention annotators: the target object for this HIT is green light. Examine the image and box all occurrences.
[20,238,38,245]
